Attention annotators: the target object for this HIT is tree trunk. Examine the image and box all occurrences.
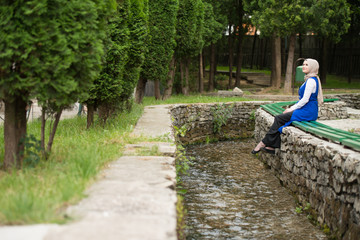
[284,34,296,94]
[135,77,147,104]
[330,43,337,75]
[347,41,353,84]
[199,53,204,93]
[46,109,62,154]
[98,104,109,126]
[299,33,303,58]
[4,97,27,169]
[184,57,190,95]
[281,37,286,75]
[208,43,216,92]
[250,28,257,69]
[235,38,243,88]
[154,79,161,100]
[87,103,95,129]
[228,24,234,89]
[272,35,281,88]
[235,3,244,88]
[180,59,185,94]
[320,37,328,85]
[271,36,276,86]
[262,38,268,70]
[41,107,46,156]
[163,56,176,100]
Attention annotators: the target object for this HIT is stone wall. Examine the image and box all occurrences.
[170,101,350,145]
[254,108,360,239]
[170,101,266,144]
[318,101,348,120]
[325,93,360,110]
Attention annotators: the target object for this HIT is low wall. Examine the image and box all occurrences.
[325,93,360,110]
[170,100,360,239]
[170,101,349,144]
[170,101,265,144]
[254,109,360,239]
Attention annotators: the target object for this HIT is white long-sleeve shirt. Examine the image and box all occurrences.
[290,78,317,111]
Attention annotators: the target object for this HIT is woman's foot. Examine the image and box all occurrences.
[251,141,265,154]
[261,147,275,154]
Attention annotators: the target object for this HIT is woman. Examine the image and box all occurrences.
[251,58,324,154]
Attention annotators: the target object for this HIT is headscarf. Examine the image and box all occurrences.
[304,58,324,105]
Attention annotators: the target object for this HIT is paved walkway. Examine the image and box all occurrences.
[0,105,177,240]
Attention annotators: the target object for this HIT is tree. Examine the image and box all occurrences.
[343,0,360,83]
[0,1,109,168]
[174,0,205,95]
[245,0,350,91]
[309,0,351,84]
[86,0,148,127]
[203,0,228,91]
[135,0,179,103]
[199,1,226,93]
[244,0,305,90]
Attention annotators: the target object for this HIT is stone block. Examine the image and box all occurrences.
[310,168,317,180]
[317,171,329,186]
[332,179,342,193]
[354,197,360,213]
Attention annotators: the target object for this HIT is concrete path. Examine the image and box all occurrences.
[0,105,177,240]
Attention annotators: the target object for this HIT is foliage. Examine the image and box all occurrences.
[309,0,351,43]
[172,123,193,195]
[202,1,227,46]
[176,194,187,240]
[215,74,228,82]
[19,134,43,168]
[86,0,148,123]
[87,0,130,115]
[173,124,189,138]
[175,0,205,58]
[0,0,111,167]
[38,1,110,109]
[121,0,148,105]
[244,0,351,41]
[211,103,234,134]
[141,0,179,84]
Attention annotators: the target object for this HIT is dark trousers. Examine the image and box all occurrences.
[262,112,293,148]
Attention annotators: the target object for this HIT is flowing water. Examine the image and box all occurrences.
[182,139,327,240]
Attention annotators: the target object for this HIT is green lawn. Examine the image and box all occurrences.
[142,94,253,106]
[0,106,144,224]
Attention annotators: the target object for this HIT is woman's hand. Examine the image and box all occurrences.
[283,108,293,114]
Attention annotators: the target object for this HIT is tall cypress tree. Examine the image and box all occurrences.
[135,0,179,103]
[86,0,148,127]
[0,1,110,168]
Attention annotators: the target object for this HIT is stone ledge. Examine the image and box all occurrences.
[254,108,360,239]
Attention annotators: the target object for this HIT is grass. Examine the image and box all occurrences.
[0,104,144,224]
[207,65,272,75]
[142,94,254,106]
[212,65,360,91]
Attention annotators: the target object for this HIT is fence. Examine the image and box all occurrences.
[213,35,360,78]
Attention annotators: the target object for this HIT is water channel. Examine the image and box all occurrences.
[182,139,327,239]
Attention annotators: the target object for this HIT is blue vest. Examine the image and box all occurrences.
[279,77,319,133]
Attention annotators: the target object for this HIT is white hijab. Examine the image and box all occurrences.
[304,58,324,105]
